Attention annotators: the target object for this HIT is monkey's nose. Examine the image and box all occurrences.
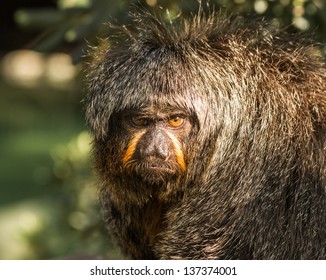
[153,140,169,159]
[140,130,170,160]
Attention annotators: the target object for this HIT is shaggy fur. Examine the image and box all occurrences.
[85,10,326,259]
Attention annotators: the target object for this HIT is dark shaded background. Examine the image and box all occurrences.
[0,0,325,260]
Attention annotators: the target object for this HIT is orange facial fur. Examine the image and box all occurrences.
[166,131,187,171]
[122,131,146,166]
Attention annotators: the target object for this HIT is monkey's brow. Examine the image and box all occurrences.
[123,109,188,118]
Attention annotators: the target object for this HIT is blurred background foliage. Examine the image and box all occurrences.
[0,0,325,260]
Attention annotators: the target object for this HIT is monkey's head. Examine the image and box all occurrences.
[84,12,229,204]
[85,22,208,203]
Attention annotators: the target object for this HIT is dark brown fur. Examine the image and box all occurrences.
[85,10,326,259]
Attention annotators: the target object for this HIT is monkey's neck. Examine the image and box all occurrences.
[106,192,167,259]
[105,178,178,258]
[141,198,165,247]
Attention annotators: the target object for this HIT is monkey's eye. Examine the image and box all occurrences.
[167,116,185,128]
[130,116,152,127]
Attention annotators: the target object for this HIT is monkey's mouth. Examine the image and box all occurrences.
[146,165,175,174]
[125,158,178,182]
[140,160,176,175]
[140,167,176,183]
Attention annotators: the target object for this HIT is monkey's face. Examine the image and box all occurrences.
[116,108,192,183]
